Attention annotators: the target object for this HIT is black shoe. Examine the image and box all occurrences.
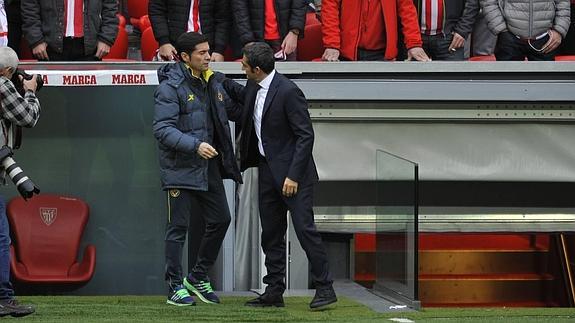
[0,299,35,317]
[310,286,337,309]
[245,293,285,307]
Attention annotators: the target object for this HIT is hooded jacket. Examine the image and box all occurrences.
[153,62,241,191]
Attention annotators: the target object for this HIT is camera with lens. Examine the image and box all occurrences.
[0,146,40,200]
[10,69,43,96]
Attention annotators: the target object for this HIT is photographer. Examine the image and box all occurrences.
[0,46,40,318]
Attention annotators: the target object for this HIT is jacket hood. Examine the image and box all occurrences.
[157,62,215,87]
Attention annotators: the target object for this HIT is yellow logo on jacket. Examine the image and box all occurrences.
[169,189,180,198]
[188,94,195,102]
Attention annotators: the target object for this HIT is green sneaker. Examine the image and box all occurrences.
[184,274,220,304]
[166,285,196,306]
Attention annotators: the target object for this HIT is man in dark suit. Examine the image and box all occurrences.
[223,42,337,309]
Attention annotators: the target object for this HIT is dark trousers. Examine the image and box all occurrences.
[559,4,575,55]
[422,33,465,61]
[258,158,332,295]
[6,0,22,56]
[495,31,556,61]
[46,37,99,61]
[266,39,297,61]
[164,158,231,288]
[357,48,386,61]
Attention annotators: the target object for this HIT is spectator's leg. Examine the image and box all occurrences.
[559,4,575,55]
[434,33,465,61]
[495,31,524,61]
[357,48,385,61]
[266,40,297,61]
[6,1,22,56]
[421,34,436,61]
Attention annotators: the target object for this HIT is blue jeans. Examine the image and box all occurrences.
[422,33,465,61]
[0,197,14,300]
[495,31,556,61]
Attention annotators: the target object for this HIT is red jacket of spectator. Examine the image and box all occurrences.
[322,0,423,61]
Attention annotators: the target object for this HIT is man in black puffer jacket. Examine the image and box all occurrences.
[149,0,231,61]
[231,0,306,60]
[153,32,241,306]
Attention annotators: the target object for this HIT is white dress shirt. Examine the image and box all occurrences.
[253,70,276,156]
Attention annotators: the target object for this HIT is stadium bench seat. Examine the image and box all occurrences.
[8,194,96,285]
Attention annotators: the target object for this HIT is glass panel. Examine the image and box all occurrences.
[373,149,419,307]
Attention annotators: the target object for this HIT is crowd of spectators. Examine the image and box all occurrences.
[0,0,573,62]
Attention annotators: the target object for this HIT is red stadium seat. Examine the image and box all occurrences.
[127,0,149,27]
[555,55,575,61]
[138,15,152,31]
[297,23,324,61]
[141,27,159,61]
[104,26,129,60]
[305,12,320,26]
[469,55,496,61]
[117,13,126,28]
[8,194,95,285]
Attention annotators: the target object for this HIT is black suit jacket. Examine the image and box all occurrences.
[223,72,319,189]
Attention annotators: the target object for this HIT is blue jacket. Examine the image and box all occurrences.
[153,62,241,191]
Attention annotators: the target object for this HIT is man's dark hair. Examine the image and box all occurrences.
[176,32,209,58]
[243,42,275,74]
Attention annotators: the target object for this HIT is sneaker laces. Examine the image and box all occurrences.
[195,281,214,293]
[172,288,191,300]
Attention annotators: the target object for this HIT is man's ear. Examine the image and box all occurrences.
[179,52,188,63]
[0,67,12,78]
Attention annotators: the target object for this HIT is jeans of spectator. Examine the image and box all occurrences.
[266,40,297,61]
[495,31,556,61]
[6,0,23,57]
[422,33,465,61]
[357,48,386,61]
[559,4,575,55]
[46,37,100,61]
[0,196,14,301]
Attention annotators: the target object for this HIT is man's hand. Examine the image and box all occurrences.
[448,32,465,52]
[542,30,562,54]
[95,41,111,59]
[159,43,177,61]
[282,177,298,197]
[281,31,298,56]
[22,75,38,93]
[211,52,225,62]
[407,47,431,61]
[32,42,49,60]
[322,48,340,61]
[197,142,218,159]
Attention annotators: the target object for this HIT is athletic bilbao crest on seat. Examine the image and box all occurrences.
[39,207,57,226]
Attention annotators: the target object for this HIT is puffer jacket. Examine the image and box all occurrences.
[231,0,307,45]
[153,62,241,191]
[148,0,230,54]
[21,0,118,55]
[480,0,571,38]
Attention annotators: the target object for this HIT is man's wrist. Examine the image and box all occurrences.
[289,29,300,36]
